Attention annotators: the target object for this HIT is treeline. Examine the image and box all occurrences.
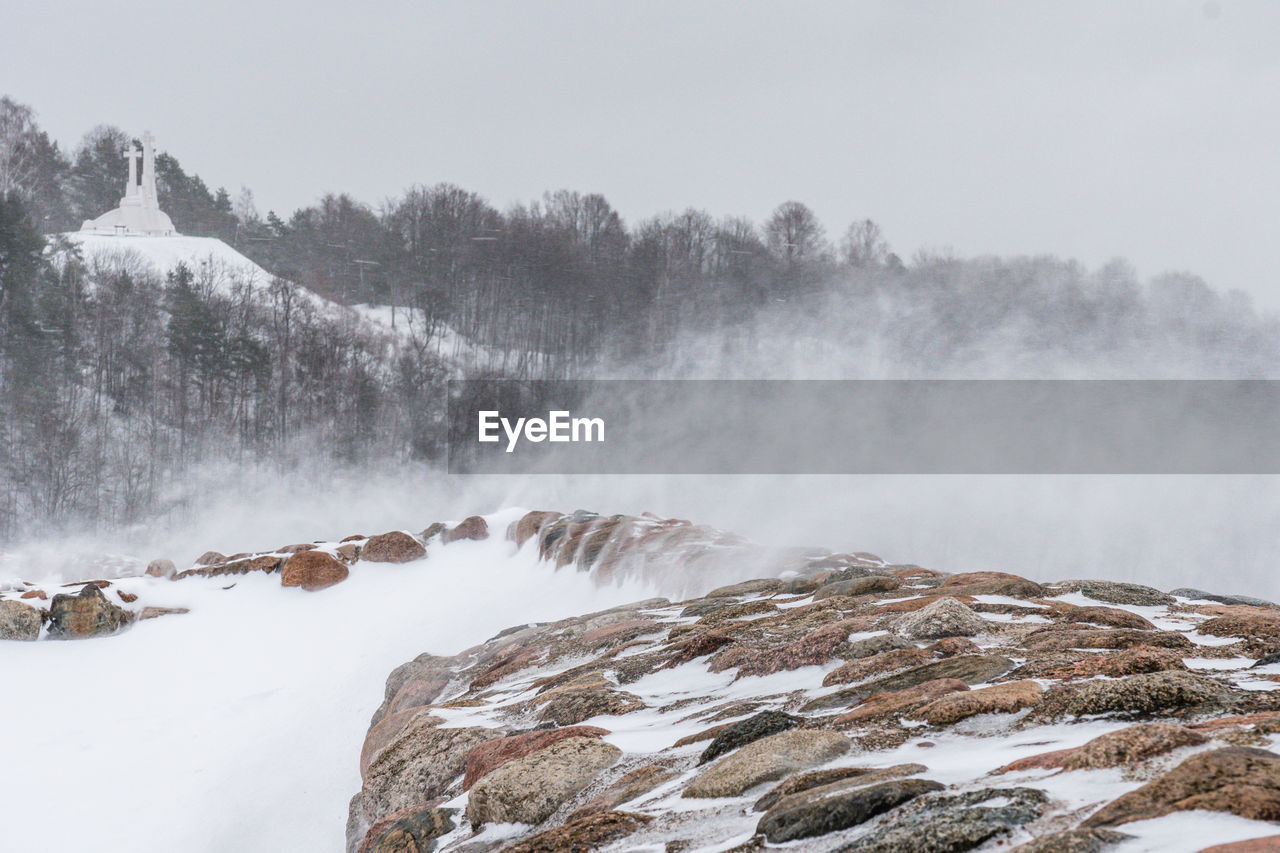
[1,94,1278,538]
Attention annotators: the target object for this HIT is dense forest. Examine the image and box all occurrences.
[1,95,1277,540]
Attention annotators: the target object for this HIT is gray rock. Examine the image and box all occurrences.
[359,718,495,826]
[0,599,42,640]
[836,787,1050,853]
[684,729,852,798]
[757,777,944,843]
[1079,580,1174,607]
[893,597,987,640]
[813,575,902,600]
[1011,827,1133,852]
[700,710,800,764]
[1170,587,1278,609]
[466,736,621,826]
[845,632,914,659]
[1034,671,1230,720]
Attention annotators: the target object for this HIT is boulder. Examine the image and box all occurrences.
[1062,723,1207,771]
[1171,588,1279,609]
[498,810,650,853]
[705,578,783,598]
[757,777,944,843]
[910,680,1042,725]
[357,804,454,853]
[145,558,176,578]
[509,510,562,548]
[193,550,226,566]
[1038,645,1188,680]
[994,723,1207,775]
[700,711,800,764]
[359,719,495,825]
[533,679,646,726]
[0,599,43,640]
[464,725,608,789]
[466,736,621,826]
[1085,747,1280,827]
[893,597,987,639]
[753,763,929,812]
[834,679,969,726]
[443,515,488,543]
[837,786,1049,853]
[361,531,426,564]
[1034,671,1230,720]
[1023,626,1191,652]
[683,729,851,798]
[823,648,930,686]
[813,575,902,599]
[1199,612,1280,643]
[1078,580,1174,607]
[1054,605,1156,630]
[46,584,130,638]
[937,571,1045,598]
[280,550,349,591]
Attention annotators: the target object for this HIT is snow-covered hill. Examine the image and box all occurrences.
[60,232,276,290]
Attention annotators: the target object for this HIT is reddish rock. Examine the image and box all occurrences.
[19,589,45,600]
[666,631,734,666]
[116,590,137,603]
[361,531,426,563]
[498,810,650,853]
[994,748,1080,774]
[1059,605,1157,630]
[174,554,283,579]
[909,680,1042,725]
[280,550,349,591]
[509,510,563,547]
[277,543,317,554]
[468,645,543,690]
[937,571,1045,598]
[1085,747,1280,827]
[994,723,1207,774]
[1199,836,1280,853]
[356,801,452,853]
[47,584,130,638]
[193,550,225,566]
[444,515,489,543]
[823,648,930,686]
[833,678,969,725]
[737,618,869,677]
[463,725,609,789]
[1200,612,1280,642]
[386,673,451,715]
[1041,645,1188,680]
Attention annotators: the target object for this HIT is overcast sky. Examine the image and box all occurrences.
[6,1,1279,304]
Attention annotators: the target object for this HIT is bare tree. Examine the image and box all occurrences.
[0,97,38,196]
[840,218,890,268]
[765,201,827,266]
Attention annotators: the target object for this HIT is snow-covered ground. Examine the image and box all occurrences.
[60,232,275,288]
[0,510,656,852]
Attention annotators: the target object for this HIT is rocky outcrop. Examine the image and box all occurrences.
[280,549,349,591]
[893,597,987,639]
[757,777,944,843]
[466,736,621,826]
[463,726,608,789]
[46,584,130,638]
[684,730,852,798]
[360,531,426,563]
[1085,747,1280,826]
[0,599,43,640]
